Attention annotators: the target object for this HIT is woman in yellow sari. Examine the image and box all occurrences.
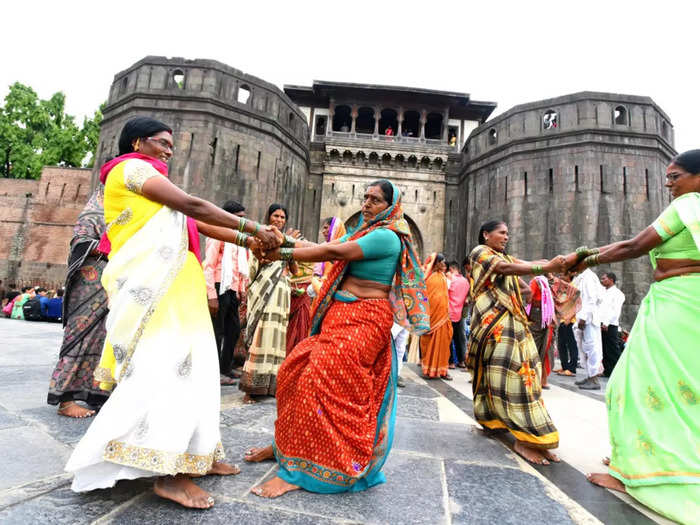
[65,117,279,510]
[420,253,454,380]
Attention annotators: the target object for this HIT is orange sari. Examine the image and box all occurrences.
[420,271,453,377]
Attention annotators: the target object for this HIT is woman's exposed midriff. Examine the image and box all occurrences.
[654,258,700,281]
[339,274,391,299]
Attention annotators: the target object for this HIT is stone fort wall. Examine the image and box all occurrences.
[457,92,676,325]
[0,167,92,289]
[94,56,314,232]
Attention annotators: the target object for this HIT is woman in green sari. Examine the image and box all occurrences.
[577,149,700,525]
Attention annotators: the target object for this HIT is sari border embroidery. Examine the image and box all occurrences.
[103,440,225,476]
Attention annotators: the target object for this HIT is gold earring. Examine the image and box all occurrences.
[134,139,140,152]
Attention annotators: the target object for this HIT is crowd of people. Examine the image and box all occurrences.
[5,115,696,523]
[2,283,64,322]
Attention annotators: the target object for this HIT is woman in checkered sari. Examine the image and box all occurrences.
[467,220,567,465]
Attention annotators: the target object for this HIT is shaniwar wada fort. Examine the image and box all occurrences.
[0,56,676,324]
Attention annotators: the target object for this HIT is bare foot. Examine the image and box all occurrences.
[602,456,610,466]
[153,475,215,509]
[244,445,274,462]
[207,461,240,475]
[587,472,627,493]
[542,449,561,463]
[514,441,550,465]
[251,475,299,498]
[242,394,258,404]
[57,401,95,418]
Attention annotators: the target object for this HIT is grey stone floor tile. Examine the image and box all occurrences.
[0,365,53,386]
[445,461,574,525]
[110,495,350,524]
[393,419,519,466]
[18,406,95,445]
[396,381,440,399]
[0,474,71,509]
[0,426,72,490]
[0,405,24,430]
[0,381,52,411]
[0,480,149,525]
[197,427,278,499]
[221,401,277,434]
[245,453,445,525]
[396,396,439,421]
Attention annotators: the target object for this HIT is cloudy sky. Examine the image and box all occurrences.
[2,1,696,153]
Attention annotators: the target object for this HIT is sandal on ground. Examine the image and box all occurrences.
[557,370,575,376]
[220,375,236,385]
[442,374,454,381]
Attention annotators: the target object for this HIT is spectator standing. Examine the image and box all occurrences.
[11,287,35,319]
[447,261,469,369]
[203,200,249,385]
[23,287,47,321]
[41,289,64,322]
[599,272,625,376]
[572,268,605,390]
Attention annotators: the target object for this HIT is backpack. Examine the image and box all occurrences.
[22,297,43,321]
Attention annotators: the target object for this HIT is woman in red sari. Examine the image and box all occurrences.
[420,253,454,380]
[243,179,429,498]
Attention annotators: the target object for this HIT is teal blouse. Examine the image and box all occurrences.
[340,228,401,285]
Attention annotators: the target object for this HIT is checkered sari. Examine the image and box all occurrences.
[467,245,559,449]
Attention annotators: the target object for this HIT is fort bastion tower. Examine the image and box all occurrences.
[92,56,314,231]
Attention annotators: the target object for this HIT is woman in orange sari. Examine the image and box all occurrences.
[420,253,453,380]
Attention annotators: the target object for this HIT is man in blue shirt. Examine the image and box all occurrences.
[40,289,63,322]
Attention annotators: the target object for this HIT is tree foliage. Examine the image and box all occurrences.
[0,82,104,179]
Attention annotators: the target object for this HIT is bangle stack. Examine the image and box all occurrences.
[280,247,294,261]
[531,265,544,275]
[237,217,248,233]
[584,254,600,267]
[282,234,297,248]
[254,222,261,234]
[233,232,249,248]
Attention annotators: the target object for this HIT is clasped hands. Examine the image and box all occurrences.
[250,227,301,263]
[543,247,598,277]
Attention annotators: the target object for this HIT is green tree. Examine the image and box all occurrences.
[0,82,104,178]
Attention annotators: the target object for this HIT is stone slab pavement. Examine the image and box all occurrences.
[0,318,672,524]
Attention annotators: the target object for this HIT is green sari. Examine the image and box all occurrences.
[606,192,700,525]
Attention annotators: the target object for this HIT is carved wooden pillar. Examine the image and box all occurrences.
[373,107,380,137]
[397,107,404,137]
[419,109,427,140]
[328,99,335,136]
[351,105,358,134]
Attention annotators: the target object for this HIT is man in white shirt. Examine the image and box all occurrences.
[599,272,625,377]
[572,268,605,390]
[391,323,409,388]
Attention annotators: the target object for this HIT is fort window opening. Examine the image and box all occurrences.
[575,165,580,192]
[421,156,431,169]
[330,149,340,162]
[488,128,497,145]
[379,109,398,135]
[433,158,443,169]
[382,153,392,166]
[645,169,650,201]
[543,109,558,130]
[315,116,327,136]
[332,105,352,132]
[356,151,366,163]
[548,168,554,193]
[368,152,379,165]
[425,113,443,140]
[395,154,405,166]
[448,126,459,145]
[355,107,375,134]
[172,70,185,89]
[614,106,628,125]
[408,155,417,168]
[402,110,420,137]
[120,76,128,94]
[237,84,251,104]
[288,112,295,129]
[661,120,669,139]
[343,150,353,163]
[623,166,627,195]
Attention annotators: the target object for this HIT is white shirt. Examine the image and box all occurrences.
[600,285,625,326]
[573,269,605,325]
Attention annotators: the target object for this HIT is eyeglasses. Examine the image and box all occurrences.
[146,137,174,152]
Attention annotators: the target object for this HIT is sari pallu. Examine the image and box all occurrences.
[240,257,290,396]
[467,245,558,449]
[48,188,110,406]
[420,271,453,377]
[286,262,314,355]
[66,158,223,491]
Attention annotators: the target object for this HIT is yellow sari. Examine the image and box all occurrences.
[66,158,223,491]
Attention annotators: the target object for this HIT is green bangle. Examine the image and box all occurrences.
[532,265,544,275]
[588,247,600,256]
[584,254,600,267]
[238,217,247,233]
[280,247,294,261]
[254,222,261,234]
[575,246,588,257]
[235,232,249,248]
[283,234,297,248]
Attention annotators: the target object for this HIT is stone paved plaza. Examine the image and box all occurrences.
[0,318,672,524]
